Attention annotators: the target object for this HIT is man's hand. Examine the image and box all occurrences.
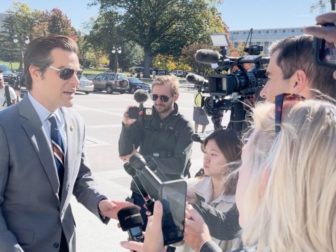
[120,149,138,162]
[120,201,165,252]
[98,200,134,220]
[184,204,212,251]
[304,12,336,44]
[122,110,137,127]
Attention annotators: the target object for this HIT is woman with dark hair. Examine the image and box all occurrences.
[178,129,242,252]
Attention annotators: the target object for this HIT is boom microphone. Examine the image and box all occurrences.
[134,89,149,104]
[186,73,208,86]
[195,49,223,64]
[117,206,144,242]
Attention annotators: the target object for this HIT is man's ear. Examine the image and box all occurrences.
[173,94,179,102]
[29,65,41,82]
[289,69,309,94]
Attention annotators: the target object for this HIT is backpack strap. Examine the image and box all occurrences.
[4,85,12,106]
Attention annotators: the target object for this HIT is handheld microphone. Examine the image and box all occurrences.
[195,49,223,64]
[186,73,208,86]
[133,89,149,104]
[118,206,144,242]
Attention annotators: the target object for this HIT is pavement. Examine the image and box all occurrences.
[72,169,131,252]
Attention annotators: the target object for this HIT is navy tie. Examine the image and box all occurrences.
[49,114,65,193]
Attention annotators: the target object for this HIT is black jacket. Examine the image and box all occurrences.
[119,103,193,191]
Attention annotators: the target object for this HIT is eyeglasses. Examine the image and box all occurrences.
[275,93,305,134]
[151,94,171,102]
[49,65,82,80]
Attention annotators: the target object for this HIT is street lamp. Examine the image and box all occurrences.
[13,34,30,71]
[111,46,122,72]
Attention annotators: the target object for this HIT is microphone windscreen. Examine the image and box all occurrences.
[134,89,149,103]
[186,73,208,86]
[195,49,221,64]
[117,206,144,231]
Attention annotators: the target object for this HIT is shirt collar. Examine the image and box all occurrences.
[27,92,63,125]
[194,176,236,204]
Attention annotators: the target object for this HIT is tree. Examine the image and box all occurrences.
[0,3,35,69]
[0,3,78,68]
[180,42,213,75]
[90,0,224,77]
[86,11,123,70]
[48,8,78,40]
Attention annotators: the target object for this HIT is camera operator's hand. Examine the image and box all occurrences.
[122,109,137,127]
[304,12,336,44]
[184,204,212,251]
[120,201,165,252]
[120,149,138,162]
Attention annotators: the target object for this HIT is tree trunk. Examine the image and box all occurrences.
[143,47,152,78]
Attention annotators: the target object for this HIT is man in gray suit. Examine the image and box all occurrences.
[0,35,132,252]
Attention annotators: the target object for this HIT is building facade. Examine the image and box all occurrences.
[229,27,304,55]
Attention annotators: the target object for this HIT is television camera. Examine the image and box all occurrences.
[187,29,269,134]
[123,153,187,246]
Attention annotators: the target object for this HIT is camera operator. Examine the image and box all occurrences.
[118,75,193,229]
[260,35,336,101]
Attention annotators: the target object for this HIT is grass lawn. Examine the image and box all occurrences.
[0,61,20,71]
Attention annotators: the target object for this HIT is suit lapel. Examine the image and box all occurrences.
[61,108,76,203]
[18,97,60,197]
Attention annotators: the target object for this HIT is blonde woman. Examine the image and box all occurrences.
[236,99,336,252]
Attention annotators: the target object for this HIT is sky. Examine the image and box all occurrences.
[0,0,328,31]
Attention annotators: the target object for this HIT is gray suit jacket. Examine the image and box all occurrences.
[0,97,108,252]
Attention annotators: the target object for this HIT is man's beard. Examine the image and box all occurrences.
[154,101,174,116]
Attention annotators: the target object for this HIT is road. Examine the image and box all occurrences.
[71,88,230,251]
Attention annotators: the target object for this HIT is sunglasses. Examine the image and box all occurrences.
[151,94,171,102]
[275,93,305,134]
[49,65,82,80]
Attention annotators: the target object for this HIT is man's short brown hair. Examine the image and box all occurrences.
[23,35,78,90]
[269,35,336,99]
[152,75,180,97]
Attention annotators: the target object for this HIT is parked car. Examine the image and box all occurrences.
[170,70,186,77]
[127,77,151,94]
[92,72,129,94]
[0,64,17,85]
[77,75,94,94]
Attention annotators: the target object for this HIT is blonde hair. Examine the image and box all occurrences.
[242,100,336,252]
[152,75,180,96]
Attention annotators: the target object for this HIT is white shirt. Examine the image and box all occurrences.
[0,85,17,110]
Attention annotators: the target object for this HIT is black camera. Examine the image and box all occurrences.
[124,153,187,246]
[313,23,336,68]
[127,89,152,119]
[188,30,269,134]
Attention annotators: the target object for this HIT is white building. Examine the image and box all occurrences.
[229,27,304,55]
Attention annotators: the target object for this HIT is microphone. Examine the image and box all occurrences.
[134,89,149,104]
[118,206,144,242]
[123,162,149,198]
[186,73,208,86]
[195,49,223,64]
